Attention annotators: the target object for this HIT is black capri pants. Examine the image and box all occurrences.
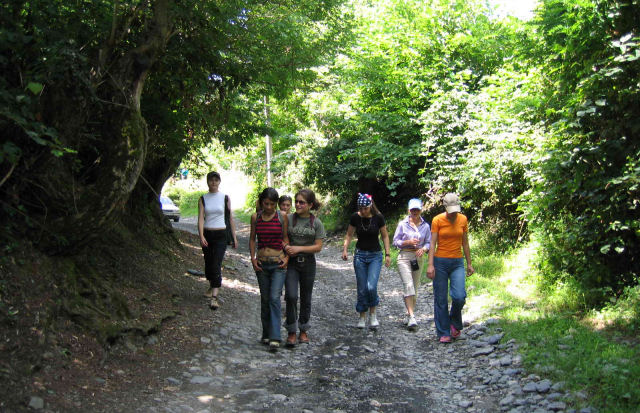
[202,229,227,288]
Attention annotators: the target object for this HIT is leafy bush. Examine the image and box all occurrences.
[525,0,640,305]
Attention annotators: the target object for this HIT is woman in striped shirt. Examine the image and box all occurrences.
[249,187,289,351]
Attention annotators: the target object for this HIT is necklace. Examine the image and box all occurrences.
[360,215,372,232]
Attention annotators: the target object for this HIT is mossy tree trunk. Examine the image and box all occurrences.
[12,1,173,253]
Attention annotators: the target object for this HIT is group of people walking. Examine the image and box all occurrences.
[197,171,474,351]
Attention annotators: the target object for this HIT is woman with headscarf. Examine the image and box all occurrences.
[342,193,391,329]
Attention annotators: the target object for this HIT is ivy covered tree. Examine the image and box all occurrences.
[0,0,347,252]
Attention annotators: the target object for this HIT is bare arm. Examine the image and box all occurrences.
[198,197,207,247]
[462,232,474,276]
[249,214,261,272]
[342,225,356,260]
[278,213,289,269]
[227,196,238,249]
[286,239,323,256]
[380,226,391,268]
[426,232,438,279]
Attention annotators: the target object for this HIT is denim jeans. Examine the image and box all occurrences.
[353,250,383,313]
[432,256,466,337]
[285,255,316,333]
[202,229,227,288]
[256,263,286,341]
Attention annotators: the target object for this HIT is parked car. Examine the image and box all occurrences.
[160,195,180,222]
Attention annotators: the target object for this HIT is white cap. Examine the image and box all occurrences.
[408,198,423,210]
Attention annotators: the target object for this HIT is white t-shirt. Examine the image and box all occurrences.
[202,192,226,229]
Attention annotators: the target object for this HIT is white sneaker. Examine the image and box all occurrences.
[369,314,379,329]
[357,316,366,329]
[407,316,418,330]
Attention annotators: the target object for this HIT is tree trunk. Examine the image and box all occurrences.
[16,0,172,253]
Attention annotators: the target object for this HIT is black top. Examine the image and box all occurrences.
[349,212,386,251]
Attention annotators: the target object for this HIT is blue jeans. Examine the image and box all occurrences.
[433,257,466,337]
[256,263,286,341]
[353,250,382,313]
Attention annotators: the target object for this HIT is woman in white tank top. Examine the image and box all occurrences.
[198,171,237,309]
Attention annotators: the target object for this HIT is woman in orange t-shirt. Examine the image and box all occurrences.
[426,193,474,343]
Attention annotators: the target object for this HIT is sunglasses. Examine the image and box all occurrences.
[295,200,307,205]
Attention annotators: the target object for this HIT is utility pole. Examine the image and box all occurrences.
[263,95,273,187]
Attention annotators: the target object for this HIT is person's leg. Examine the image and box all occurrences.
[209,236,227,306]
[353,251,369,314]
[366,251,382,309]
[397,251,416,317]
[268,266,286,342]
[298,256,316,332]
[202,231,215,289]
[448,258,467,332]
[432,257,452,338]
[255,268,271,342]
[409,254,424,316]
[284,264,300,334]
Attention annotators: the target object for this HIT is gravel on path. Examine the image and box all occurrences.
[130,219,582,413]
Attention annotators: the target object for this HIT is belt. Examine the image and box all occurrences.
[293,253,314,263]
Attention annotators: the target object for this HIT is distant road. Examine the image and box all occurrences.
[172,216,197,235]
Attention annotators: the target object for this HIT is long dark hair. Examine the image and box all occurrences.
[258,187,279,206]
[295,189,321,210]
[369,200,381,216]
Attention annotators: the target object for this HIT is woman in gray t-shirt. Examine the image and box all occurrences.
[284,189,325,346]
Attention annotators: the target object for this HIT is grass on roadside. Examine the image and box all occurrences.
[467,237,640,413]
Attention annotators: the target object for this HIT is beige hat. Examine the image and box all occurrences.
[443,193,461,213]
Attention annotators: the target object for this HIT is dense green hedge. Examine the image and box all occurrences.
[524,0,640,304]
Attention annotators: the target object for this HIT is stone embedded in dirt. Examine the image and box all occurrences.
[472,346,495,357]
[548,401,567,411]
[458,400,473,408]
[499,355,513,366]
[28,397,44,410]
[500,395,515,406]
[483,333,505,345]
[189,376,213,384]
[186,269,205,276]
[536,379,552,393]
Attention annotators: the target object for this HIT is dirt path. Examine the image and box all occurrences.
[119,220,567,413]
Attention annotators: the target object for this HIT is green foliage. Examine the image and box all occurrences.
[505,317,640,412]
[524,0,640,304]
[466,238,640,413]
[163,188,206,218]
[296,0,536,242]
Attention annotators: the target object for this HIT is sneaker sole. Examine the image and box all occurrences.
[408,324,418,331]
